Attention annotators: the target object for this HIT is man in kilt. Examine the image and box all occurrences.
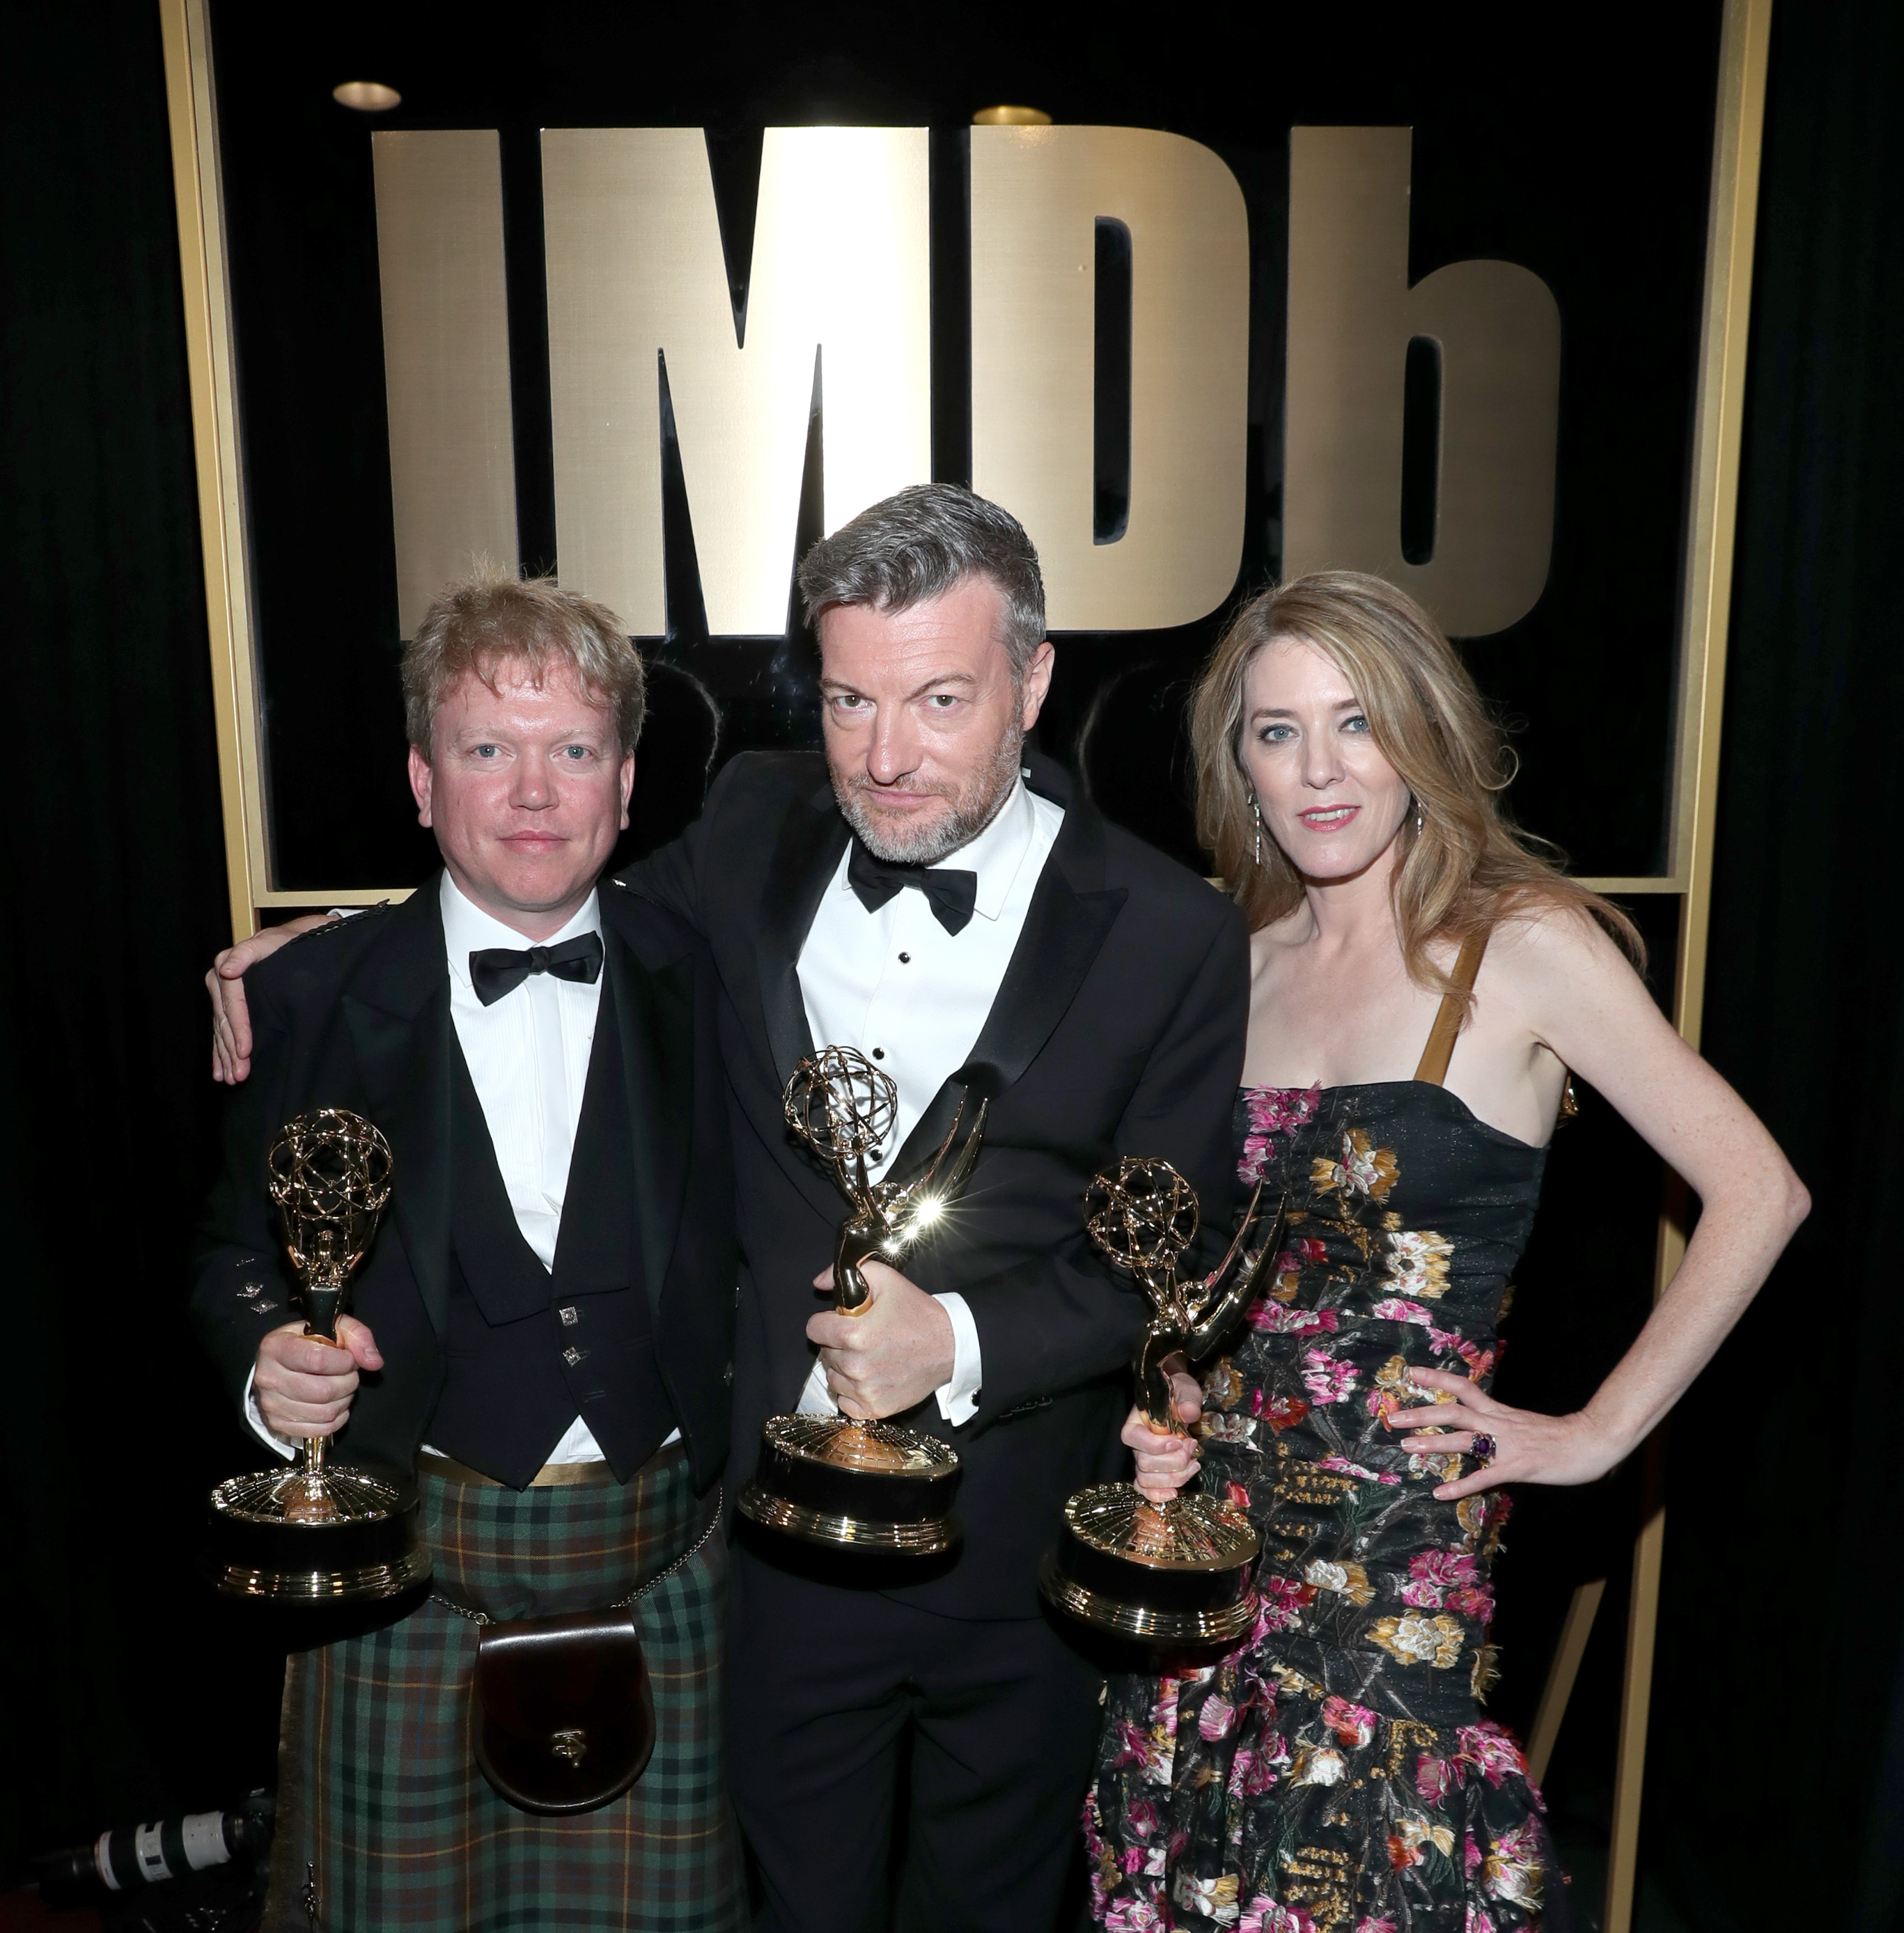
[194,572,741,1931]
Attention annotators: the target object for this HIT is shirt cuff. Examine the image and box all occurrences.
[795,1354,836,1416]
[242,1365,299,1462]
[933,1292,981,1426]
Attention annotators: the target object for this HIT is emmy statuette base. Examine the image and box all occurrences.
[207,1460,430,1603]
[1040,1482,1261,1645]
[735,1488,959,1556]
[1038,1556,1259,1645]
[737,1414,961,1555]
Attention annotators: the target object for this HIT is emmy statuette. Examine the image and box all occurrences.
[737,1047,987,1555]
[1040,1157,1285,1644]
[206,1109,431,1602]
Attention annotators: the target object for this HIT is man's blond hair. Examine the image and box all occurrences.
[402,568,646,753]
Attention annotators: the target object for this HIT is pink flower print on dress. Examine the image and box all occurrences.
[1300,1346,1359,1404]
[1240,1899,1318,1933]
[1107,1719,1152,1771]
[1480,1819,1547,1911]
[1265,1235,1328,1302]
[1249,1302,1339,1336]
[1412,1550,1478,1591]
[1414,1753,1455,1804]
[1123,1797,1160,1839]
[1318,1453,1402,1487]
[1370,1296,1437,1329]
[1448,1582,1496,1622]
[1455,1722,1529,1788]
[1259,1392,1310,1434]
[1199,1693,1238,1741]
[1244,1086,1322,1138]
[1253,1576,1316,1638]
[1320,1695,1378,1748]
[1105,1899,1164,1932]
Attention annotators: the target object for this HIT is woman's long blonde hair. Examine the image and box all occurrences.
[1191,571,1641,1006]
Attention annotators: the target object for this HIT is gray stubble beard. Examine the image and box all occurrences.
[833,721,1027,866]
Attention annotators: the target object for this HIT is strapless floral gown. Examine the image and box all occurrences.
[1085,1083,1566,1932]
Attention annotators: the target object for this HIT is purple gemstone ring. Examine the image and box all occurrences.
[1470,1432,1498,1464]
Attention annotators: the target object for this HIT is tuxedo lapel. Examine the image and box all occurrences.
[604,921,694,1322]
[754,776,849,1093]
[889,760,1127,1176]
[341,886,455,1340]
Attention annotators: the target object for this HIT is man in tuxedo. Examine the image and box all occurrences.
[622,485,1248,1928]
[209,486,1247,1930]
[193,573,742,1930]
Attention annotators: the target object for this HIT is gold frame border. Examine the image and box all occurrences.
[1602,3,1772,1928]
[160,6,1772,1915]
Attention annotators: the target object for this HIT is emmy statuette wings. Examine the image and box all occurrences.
[206,1108,431,1602]
[1040,1156,1286,1643]
[736,1046,988,1555]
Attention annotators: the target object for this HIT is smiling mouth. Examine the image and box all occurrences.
[1300,805,1359,828]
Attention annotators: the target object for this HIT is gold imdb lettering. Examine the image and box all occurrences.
[373,125,1561,642]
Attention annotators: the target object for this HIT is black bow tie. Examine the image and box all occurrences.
[468,931,604,1007]
[847,840,979,935]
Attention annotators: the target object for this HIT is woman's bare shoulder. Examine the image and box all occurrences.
[1476,895,1653,1027]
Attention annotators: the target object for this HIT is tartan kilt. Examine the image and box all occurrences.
[265,1444,741,1932]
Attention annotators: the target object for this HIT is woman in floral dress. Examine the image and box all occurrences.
[1084,574,1807,1933]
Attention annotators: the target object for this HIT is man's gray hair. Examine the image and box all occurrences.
[796,484,1046,678]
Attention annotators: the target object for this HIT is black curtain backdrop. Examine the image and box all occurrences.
[0,0,290,1893]
[1641,2,1904,1930]
[1,4,1898,1929]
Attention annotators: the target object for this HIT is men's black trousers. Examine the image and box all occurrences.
[727,1540,1106,1933]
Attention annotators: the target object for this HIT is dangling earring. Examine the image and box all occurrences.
[1251,798,1264,866]
[1412,798,1425,837]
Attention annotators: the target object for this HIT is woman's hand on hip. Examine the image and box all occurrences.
[1389,1366,1628,1500]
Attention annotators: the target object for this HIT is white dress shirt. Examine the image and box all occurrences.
[246,873,675,1464]
[793,774,1063,1426]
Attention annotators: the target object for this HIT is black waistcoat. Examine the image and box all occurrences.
[426,984,677,1487]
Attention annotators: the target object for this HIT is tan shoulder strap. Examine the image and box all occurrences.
[1412,928,1491,1087]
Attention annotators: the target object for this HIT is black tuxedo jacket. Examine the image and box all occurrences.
[623,749,1248,1615]
[191,877,738,1493]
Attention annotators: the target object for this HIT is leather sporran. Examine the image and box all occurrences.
[472,1606,655,1815]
